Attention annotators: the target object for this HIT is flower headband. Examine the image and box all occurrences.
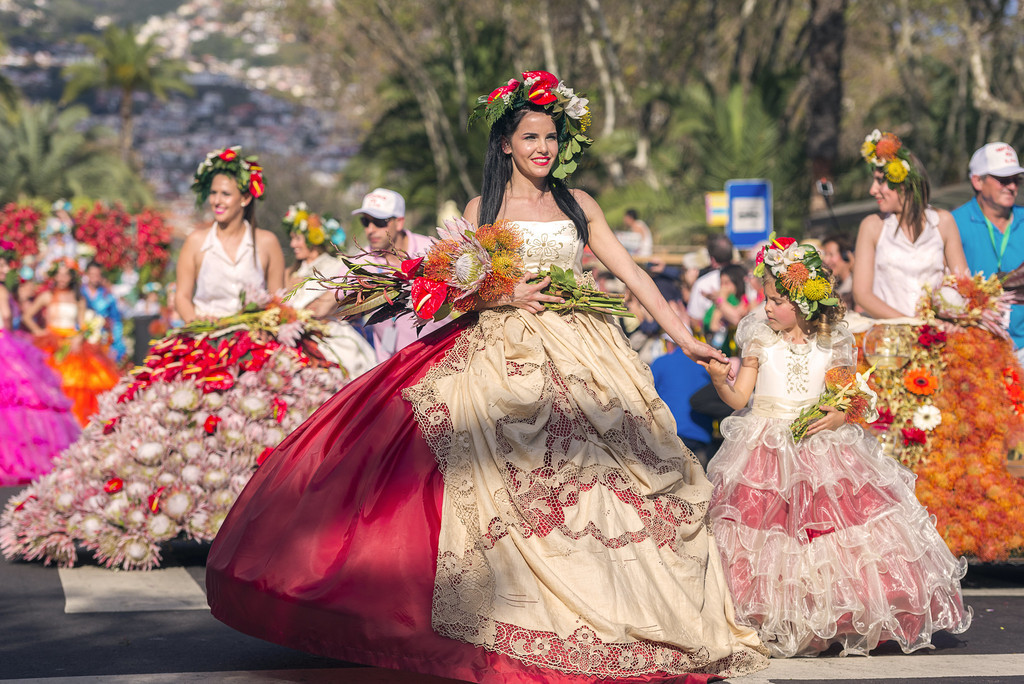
[191,146,266,208]
[754,234,839,319]
[282,202,346,249]
[470,70,593,179]
[860,129,921,189]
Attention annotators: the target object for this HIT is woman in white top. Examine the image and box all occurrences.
[175,147,284,322]
[853,131,967,317]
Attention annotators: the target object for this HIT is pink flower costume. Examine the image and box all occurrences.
[707,314,972,657]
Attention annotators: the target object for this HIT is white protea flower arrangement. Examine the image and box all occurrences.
[0,332,347,571]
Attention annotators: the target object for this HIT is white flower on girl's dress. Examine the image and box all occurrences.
[912,404,942,431]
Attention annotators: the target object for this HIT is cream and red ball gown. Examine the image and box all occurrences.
[707,314,972,657]
[206,220,769,683]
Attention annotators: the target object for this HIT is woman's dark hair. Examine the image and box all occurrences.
[477,104,589,243]
[719,263,747,296]
[894,151,931,242]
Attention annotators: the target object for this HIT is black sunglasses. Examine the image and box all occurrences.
[359,216,391,228]
[991,175,1023,186]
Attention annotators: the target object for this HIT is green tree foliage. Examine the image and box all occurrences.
[61,23,193,164]
[0,100,150,207]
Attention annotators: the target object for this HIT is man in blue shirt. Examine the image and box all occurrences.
[952,142,1024,362]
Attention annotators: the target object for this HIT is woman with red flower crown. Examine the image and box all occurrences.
[205,72,770,682]
[1,148,352,571]
[0,242,80,485]
[22,258,120,426]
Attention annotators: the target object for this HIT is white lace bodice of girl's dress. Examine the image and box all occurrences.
[516,220,584,277]
[736,314,855,420]
[872,208,945,317]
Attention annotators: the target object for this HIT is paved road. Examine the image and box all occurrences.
[1,485,1022,684]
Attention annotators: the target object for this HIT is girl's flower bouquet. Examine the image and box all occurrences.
[791,366,878,442]
[313,217,631,324]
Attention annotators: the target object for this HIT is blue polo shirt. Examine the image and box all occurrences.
[952,197,1024,348]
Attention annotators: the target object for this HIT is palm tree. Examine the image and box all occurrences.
[0,36,18,114]
[0,100,151,207]
[62,24,193,164]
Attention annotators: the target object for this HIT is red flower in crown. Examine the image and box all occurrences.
[488,78,520,103]
[523,70,558,105]
[248,168,265,198]
[219,148,238,162]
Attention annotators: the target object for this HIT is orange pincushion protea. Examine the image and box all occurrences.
[903,367,938,395]
[779,262,811,291]
[824,366,855,390]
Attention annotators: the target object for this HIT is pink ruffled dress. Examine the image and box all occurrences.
[0,329,80,485]
[707,314,972,657]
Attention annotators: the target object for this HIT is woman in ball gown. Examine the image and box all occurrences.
[283,202,376,378]
[206,72,769,683]
[1,147,350,570]
[0,242,80,485]
[23,259,120,425]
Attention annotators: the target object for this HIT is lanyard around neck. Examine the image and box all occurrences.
[984,214,1014,270]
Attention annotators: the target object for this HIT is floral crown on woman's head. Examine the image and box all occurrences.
[470,70,593,179]
[282,202,346,249]
[861,129,922,189]
[191,146,266,208]
[753,234,839,319]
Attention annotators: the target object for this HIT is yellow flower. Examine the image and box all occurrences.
[886,159,909,184]
[803,277,832,301]
[308,224,326,245]
[860,140,877,163]
[580,113,592,133]
[294,210,309,226]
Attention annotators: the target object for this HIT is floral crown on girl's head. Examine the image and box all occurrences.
[861,129,922,189]
[282,202,346,249]
[470,70,593,179]
[191,146,266,208]
[753,234,839,319]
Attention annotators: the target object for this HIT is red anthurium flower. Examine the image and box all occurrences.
[771,236,797,249]
[398,257,424,280]
[102,417,120,435]
[522,70,559,105]
[488,78,520,103]
[104,478,124,494]
[410,277,448,319]
[257,447,274,467]
[218,148,238,161]
[148,486,166,513]
[204,415,222,434]
[14,495,36,511]
[272,397,288,423]
[249,173,265,198]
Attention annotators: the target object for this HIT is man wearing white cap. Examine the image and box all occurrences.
[952,142,1024,358]
[352,187,438,362]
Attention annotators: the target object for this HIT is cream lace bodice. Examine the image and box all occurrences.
[517,220,584,277]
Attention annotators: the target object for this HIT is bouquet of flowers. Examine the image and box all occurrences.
[919,272,1014,339]
[791,366,878,442]
[315,217,631,324]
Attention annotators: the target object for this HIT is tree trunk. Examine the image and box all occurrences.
[119,89,134,166]
[804,0,847,215]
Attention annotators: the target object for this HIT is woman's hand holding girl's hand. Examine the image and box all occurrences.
[806,404,845,436]
[699,357,732,384]
[488,272,564,314]
[681,338,729,365]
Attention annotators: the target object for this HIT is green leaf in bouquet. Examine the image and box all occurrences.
[365,303,411,326]
[336,288,403,318]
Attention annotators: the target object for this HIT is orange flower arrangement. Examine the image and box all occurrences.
[779,262,810,291]
[873,133,902,160]
[903,367,938,395]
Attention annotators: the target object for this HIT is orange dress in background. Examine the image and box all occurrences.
[35,300,119,425]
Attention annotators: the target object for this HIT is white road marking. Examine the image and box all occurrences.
[735,652,1024,681]
[58,566,208,613]
[962,587,1024,597]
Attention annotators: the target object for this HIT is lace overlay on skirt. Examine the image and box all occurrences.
[403,308,768,678]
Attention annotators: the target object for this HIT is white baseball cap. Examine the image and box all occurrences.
[969,142,1024,178]
[352,188,405,220]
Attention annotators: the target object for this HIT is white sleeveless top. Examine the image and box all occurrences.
[193,225,266,318]
[871,208,946,317]
[49,300,79,330]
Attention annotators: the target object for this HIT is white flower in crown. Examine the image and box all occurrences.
[865,129,882,143]
[764,243,810,270]
[912,404,942,431]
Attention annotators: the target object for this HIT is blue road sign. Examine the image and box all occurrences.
[725,179,772,248]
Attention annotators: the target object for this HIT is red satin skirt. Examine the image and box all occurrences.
[207,318,715,684]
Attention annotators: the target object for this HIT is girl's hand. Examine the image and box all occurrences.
[487,272,564,314]
[699,357,732,384]
[806,404,845,436]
